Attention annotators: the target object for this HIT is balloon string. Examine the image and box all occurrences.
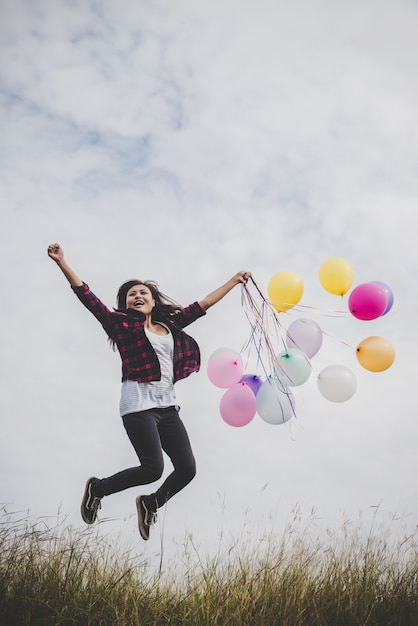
[241,279,290,378]
[241,278,354,384]
[245,278,355,352]
[240,296,272,378]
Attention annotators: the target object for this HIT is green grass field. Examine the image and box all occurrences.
[1,504,417,625]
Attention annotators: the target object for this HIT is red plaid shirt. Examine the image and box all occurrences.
[72,283,206,383]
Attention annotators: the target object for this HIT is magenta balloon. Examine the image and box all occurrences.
[207,351,244,388]
[348,282,388,320]
[240,374,263,396]
[372,281,394,315]
[219,383,257,427]
[285,318,323,358]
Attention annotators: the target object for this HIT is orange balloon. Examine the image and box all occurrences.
[356,336,395,372]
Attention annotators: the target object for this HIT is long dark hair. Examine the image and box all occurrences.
[109,279,184,350]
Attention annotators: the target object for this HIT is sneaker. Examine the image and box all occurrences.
[81,477,102,524]
[136,495,158,540]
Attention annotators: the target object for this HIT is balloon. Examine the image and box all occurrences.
[240,374,263,396]
[286,318,323,358]
[319,258,354,296]
[317,365,357,402]
[207,351,244,388]
[267,270,304,312]
[209,347,240,359]
[348,282,388,320]
[356,336,395,372]
[219,383,257,427]
[256,377,295,425]
[372,281,394,315]
[276,349,311,386]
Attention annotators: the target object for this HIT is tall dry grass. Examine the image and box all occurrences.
[0,504,417,625]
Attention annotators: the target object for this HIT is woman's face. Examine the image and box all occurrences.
[126,284,155,315]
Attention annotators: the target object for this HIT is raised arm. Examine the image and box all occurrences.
[47,243,83,287]
[198,271,251,311]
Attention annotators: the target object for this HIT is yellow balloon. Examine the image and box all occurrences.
[356,336,395,372]
[319,257,354,296]
[267,270,304,312]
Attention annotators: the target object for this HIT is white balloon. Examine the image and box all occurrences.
[317,365,357,402]
[256,377,295,424]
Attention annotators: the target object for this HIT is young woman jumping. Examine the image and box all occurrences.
[47,243,250,540]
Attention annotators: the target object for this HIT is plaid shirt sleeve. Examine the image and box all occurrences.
[168,302,206,328]
[71,282,122,339]
[71,282,161,382]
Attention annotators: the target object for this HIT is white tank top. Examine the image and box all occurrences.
[119,323,177,416]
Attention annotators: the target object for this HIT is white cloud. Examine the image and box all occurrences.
[1,0,417,564]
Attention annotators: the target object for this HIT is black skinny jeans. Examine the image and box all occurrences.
[97,406,196,509]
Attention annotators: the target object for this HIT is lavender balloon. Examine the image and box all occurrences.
[286,318,323,358]
[372,281,394,315]
[240,374,263,396]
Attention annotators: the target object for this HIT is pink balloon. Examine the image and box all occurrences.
[348,283,388,320]
[207,351,244,388]
[219,382,256,427]
[240,374,263,396]
[209,347,240,359]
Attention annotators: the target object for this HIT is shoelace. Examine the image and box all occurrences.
[91,497,102,512]
[142,500,158,527]
[86,482,102,512]
[87,491,102,513]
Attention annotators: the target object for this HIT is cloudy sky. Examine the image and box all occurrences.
[1,0,417,565]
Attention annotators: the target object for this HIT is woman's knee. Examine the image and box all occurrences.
[142,458,164,482]
[182,457,196,482]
